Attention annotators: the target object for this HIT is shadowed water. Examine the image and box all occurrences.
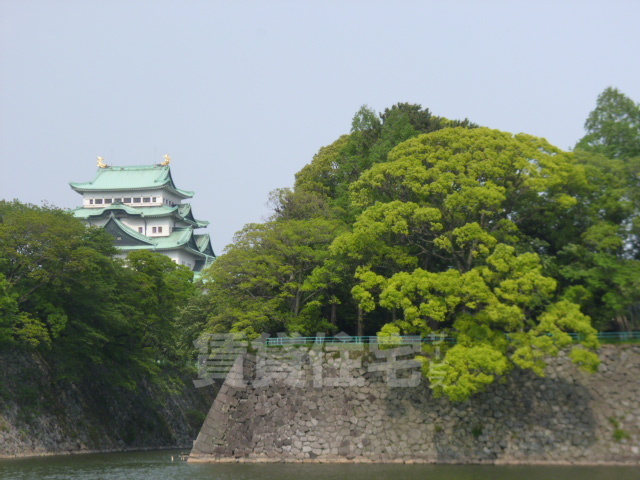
[0,450,638,480]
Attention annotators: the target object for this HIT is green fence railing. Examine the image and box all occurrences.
[264,331,640,347]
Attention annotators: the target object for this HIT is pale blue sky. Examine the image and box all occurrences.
[1,1,639,254]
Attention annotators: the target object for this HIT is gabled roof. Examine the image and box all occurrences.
[70,164,194,199]
[103,220,214,261]
[194,233,216,257]
[178,203,209,227]
[103,214,155,246]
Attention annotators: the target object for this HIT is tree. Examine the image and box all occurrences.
[575,87,640,160]
[0,201,116,347]
[0,200,200,386]
[341,127,599,400]
[568,88,640,330]
[124,250,195,362]
[294,103,479,224]
[200,218,347,337]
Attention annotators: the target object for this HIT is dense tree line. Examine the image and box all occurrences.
[0,201,199,386]
[196,93,640,400]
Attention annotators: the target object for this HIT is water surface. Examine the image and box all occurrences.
[0,450,638,480]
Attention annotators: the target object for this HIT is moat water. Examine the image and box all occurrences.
[0,449,637,480]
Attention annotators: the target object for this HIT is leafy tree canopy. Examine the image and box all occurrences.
[341,128,599,400]
[575,87,640,160]
[0,201,197,386]
[188,100,640,401]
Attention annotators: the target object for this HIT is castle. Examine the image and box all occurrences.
[69,156,215,272]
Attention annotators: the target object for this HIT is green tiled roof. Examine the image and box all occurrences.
[178,204,209,227]
[104,217,214,261]
[73,204,177,219]
[70,164,194,199]
[194,233,216,257]
[70,203,208,227]
[106,215,155,245]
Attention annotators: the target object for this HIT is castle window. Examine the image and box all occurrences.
[143,197,151,203]
[133,198,141,203]
[138,227,143,233]
[105,198,112,204]
[152,197,157,202]
[95,198,103,204]
[89,199,94,204]
[124,197,132,203]
[157,226,163,233]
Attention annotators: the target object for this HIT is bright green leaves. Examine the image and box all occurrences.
[483,245,556,310]
[331,201,442,271]
[352,127,582,217]
[343,128,601,401]
[508,300,599,376]
[349,127,588,273]
[428,344,510,402]
[370,245,598,400]
[193,106,620,401]
[378,269,463,331]
[435,222,498,268]
[11,313,51,348]
[352,268,386,315]
[374,245,556,337]
[581,223,624,253]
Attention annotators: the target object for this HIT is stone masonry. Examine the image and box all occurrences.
[189,344,640,464]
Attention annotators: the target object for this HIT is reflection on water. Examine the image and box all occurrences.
[0,450,638,480]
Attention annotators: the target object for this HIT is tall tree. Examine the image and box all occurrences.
[575,87,640,160]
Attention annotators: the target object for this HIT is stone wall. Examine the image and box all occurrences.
[0,349,215,457]
[189,344,640,464]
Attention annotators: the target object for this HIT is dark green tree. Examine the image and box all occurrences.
[200,218,347,337]
[575,87,640,160]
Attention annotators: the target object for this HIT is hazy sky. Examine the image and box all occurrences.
[1,1,639,254]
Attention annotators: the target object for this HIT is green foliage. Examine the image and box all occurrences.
[187,100,640,401]
[613,428,631,442]
[294,103,477,223]
[609,417,631,442]
[123,250,195,363]
[200,218,347,336]
[565,91,640,330]
[575,87,640,160]
[0,200,198,387]
[343,128,600,400]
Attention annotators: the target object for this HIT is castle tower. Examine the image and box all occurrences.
[69,158,215,272]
